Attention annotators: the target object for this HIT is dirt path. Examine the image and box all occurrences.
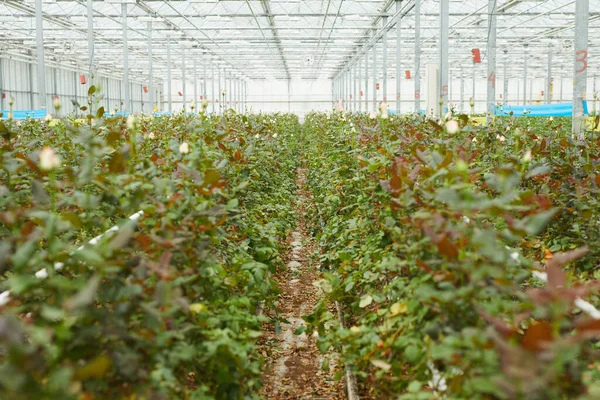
[260,167,344,400]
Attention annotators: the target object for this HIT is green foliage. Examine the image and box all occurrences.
[0,109,300,399]
[302,111,600,399]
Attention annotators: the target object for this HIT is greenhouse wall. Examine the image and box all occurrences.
[0,56,161,115]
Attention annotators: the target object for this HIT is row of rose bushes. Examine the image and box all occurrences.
[0,105,300,399]
[302,110,600,399]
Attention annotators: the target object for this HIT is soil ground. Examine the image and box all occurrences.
[259,167,345,400]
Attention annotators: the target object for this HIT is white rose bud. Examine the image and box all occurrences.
[369,111,377,119]
[148,132,155,139]
[202,99,209,109]
[53,97,61,111]
[39,147,61,171]
[126,115,137,130]
[0,290,11,306]
[179,142,190,154]
[35,268,48,279]
[523,149,532,162]
[446,120,459,134]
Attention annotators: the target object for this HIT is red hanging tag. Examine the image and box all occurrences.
[405,70,411,79]
[143,86,148,93]
[79,74,87,84]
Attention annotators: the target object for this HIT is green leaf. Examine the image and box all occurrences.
[404,345,420,363]
[525,165,551,179]
[74,248,105,267]
[11,240,36,270]
[8,275,39,294]
[470,376,501,395]
[294,326,306,335]
[371,359,391,371]
[108,220,137,250]
[32,179,50,205]
[525,209,558,236]
[359,294,373,308]
[88,86,96,96]
[41,305,65,321]
[64,275,101,310]
[407,381,423,393]
[96,106,105,119]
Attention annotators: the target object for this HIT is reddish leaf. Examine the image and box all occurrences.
[135,234,152,251]
[522,321,553,352]
[416,260,434,274]
[595,174,600,186]
[408,165,421,181]
[390,175,402,191]
[546,263,566,290]
[546,247,589,275]
[479,310,517,339]
[436,234,459,259]
[575,317,600,334]
[204,170,220,186]
[422,226,459,259]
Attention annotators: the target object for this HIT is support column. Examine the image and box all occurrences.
[87,0,95,94]
[35,0,47,111]
[229,71,233,110]
[365,52,369,111]
[122,3,129,113]
[396,0,401,112]
[346,69,350,110]
[0,58,4,110]
[193,56,198,107]
[358,56,363,112]
[414,0,421,113]
[546,49,552,103]
[486,0,496,123]
[29,53,35,109]
[523,44,528,105]
[503,50,508,105]
[211,63,215,114]
[181,43,186,112]
[352,65,356,111]
[372,44,377,111]
[573,0,589,135]
[203,62,207,102]
[460,67,464,112]
[354,63,358,112]
[148,22,153,113]
[218,67,222,115]
[342,72,346,108]
[382,16,388,103]
[472,65,476,114]
[439,0,449,118]
[167,36,172,113]
[560,71,563,102]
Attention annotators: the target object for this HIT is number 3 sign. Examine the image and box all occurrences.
[576,49,588,73]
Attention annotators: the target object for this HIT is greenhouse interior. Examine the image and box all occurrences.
[1,0,600,399]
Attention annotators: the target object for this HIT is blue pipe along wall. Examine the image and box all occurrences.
[0,101,593,120]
